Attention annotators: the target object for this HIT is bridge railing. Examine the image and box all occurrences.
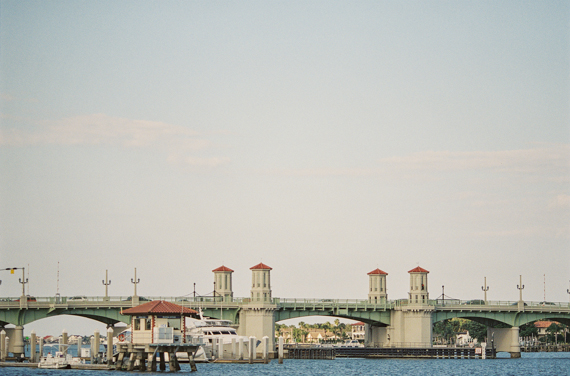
[278,298,395,310]
[433,299,570,309]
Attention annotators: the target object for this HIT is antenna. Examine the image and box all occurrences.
[543,274,545,302]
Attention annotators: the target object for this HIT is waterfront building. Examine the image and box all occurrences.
[351,322,365,341]
[121,300,198,344]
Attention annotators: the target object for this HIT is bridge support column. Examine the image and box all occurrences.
[238,305,276,355]
[365,325,389,347]
[509,327,521,358]
[389,308,433,347]
[488,327,520,358]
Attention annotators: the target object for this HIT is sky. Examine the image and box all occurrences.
[1,1,569,335]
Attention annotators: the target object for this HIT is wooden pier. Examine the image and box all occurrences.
[336,346,495,359]
[115,343,199,372]
[285,345,496,359]
[286,347,336,360]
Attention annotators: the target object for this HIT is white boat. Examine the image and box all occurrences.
[185,316,252,360]
[114,314,251,362]
[38,351,71,369]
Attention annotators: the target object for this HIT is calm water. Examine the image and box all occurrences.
[3,352,569,375]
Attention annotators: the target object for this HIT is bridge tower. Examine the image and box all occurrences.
[376,266,433,348]
[237,263,276,355]
[212,265,234,300]
[367,268,388,304]
[408,266,429,304]
[249,262,272,303]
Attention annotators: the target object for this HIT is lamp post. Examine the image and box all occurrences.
[102,270,111,300]
[131,268,140,297]
[482,277,489,304]
[517,275,525,311]
[19,268,28,298]
[566,280,569,305]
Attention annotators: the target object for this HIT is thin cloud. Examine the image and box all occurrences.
[0,113,228,168]
[549,194,570,208]
[265,144,570,179]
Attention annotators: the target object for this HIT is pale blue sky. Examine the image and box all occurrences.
[1,1,569,335]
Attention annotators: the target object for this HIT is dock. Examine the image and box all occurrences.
[285,345,496,359]
[0,362,114,370]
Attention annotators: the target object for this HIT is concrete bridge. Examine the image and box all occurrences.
[1,263,569,358]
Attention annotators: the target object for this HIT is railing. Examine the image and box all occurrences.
[0,296,568,310]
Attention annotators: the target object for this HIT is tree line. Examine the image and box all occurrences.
[275,319,352,343]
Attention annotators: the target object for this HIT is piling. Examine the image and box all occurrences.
[90,336,95,363]
[39,337,44,360]
[1,330,5,361]
[238,337,244,360]
[262,336,269,364]
[76,334,81,359]
[218,338,224,360]
[61,329,68,355]
[4,336,9,361]
[107,327,113,365]
[212,338,218,359]
[231,337,237,359]
[30,331,37,363]
[278,336,284,364]
[248,337,255,364]
[94,329,100,363]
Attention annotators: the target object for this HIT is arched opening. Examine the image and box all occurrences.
[276,316,360,345]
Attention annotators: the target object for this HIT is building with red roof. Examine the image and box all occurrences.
[121,300,198,344]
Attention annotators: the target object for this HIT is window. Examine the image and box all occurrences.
[145,318,151,330]
[134,319,141,331]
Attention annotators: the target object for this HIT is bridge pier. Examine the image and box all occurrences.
[488,326,520,358]
[237,305,276,354]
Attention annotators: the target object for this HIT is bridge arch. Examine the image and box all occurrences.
[434,311,570,328]
[0,307,129,327]
[275,308,390,326]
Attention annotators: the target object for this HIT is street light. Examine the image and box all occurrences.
[517,275,524,302]
[102,270,111,299]
[131,268,140,297]
[482,277,489,304]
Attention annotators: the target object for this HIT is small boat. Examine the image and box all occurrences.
[38,351,71,369]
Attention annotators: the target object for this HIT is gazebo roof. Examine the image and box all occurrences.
[367,268,388,275]
[250,262,272,270]
[212,265,234,272]
[121,300,197,316]
[408,266,429,273]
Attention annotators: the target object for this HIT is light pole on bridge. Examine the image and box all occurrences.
[102,270,111,300]
[18,267,28,298]
[131,268,140,297]
[482,277,489,304]
[517,275,525,303]
[567,280,569,304]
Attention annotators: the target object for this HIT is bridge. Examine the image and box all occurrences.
[1,263,569,358]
